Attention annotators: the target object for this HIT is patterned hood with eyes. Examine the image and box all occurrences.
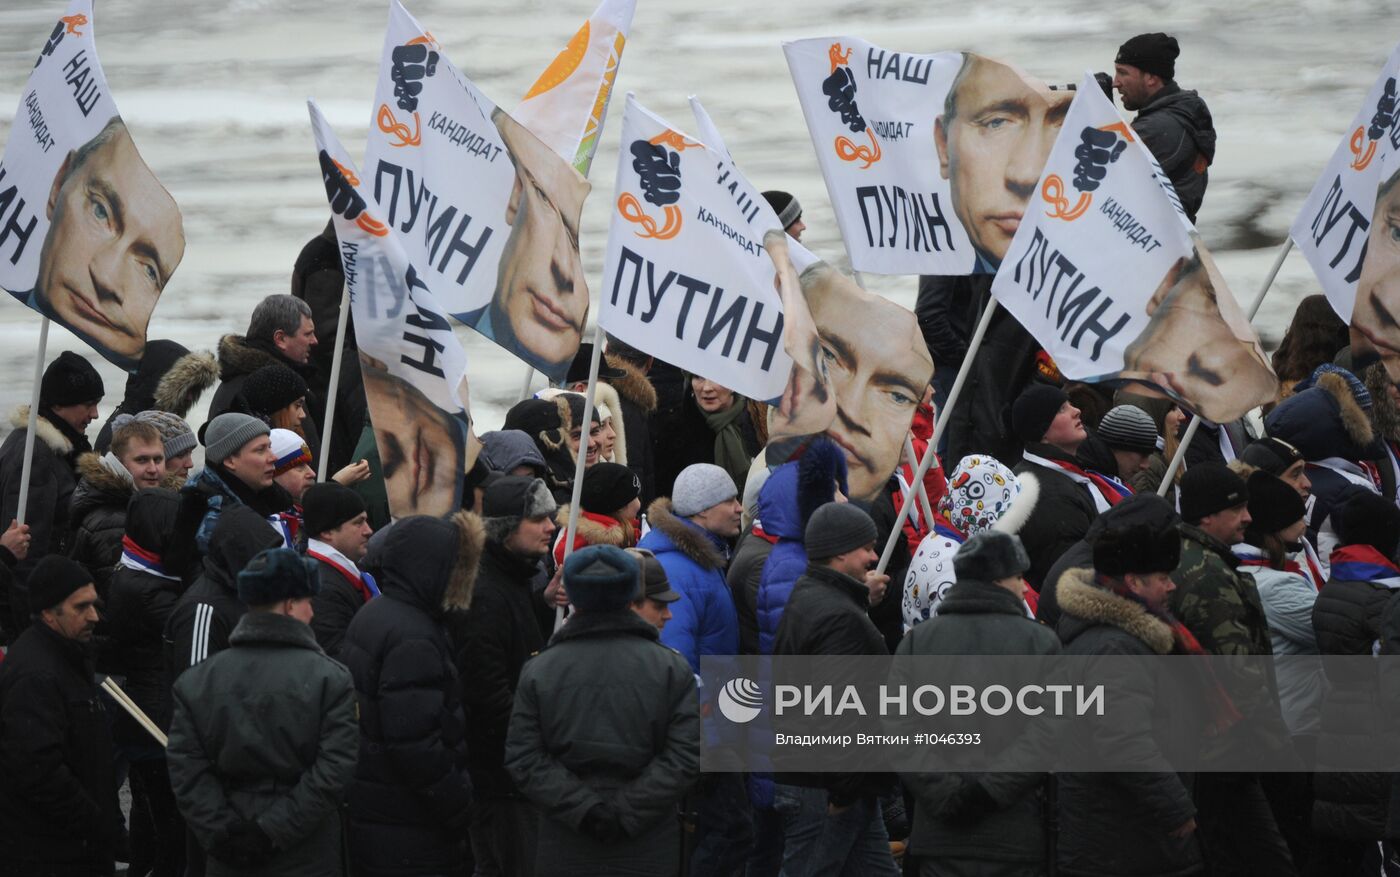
[942,455,1021,536]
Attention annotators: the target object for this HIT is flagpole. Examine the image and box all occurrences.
[318,284,351,481]
[16,318,51,527]
[557,325,605,628]
[1157,238,1294,495]
[877,299,998,575]
[517,366,536,402]
[903,435,936,529]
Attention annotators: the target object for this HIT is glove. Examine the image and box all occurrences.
[580,804,626,844]
[209,819,276,869]
[940,781,1000,827]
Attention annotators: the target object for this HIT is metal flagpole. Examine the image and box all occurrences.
[16,318,51,527]
[556,325,605,628]
[318,284,351,481]
[877,299,999,574]
[1158,238,1294,495]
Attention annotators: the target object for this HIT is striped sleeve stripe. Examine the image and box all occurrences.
[190,603,212,666]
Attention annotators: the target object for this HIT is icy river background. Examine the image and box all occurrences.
[0,0,1389,439]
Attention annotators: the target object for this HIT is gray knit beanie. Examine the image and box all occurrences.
[204,413,270,464]
[804,502,878,560]
[672,463,738,516]
[132,410,197,458]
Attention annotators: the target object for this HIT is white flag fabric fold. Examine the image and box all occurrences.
[514,0,634,175]
[310,99,475,518]
[991,73,1276,424]
[364,0,592,382]
[1291,42,1400,380]
[0,0,184,371]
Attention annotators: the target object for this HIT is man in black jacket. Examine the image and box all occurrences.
[164,505,285,683]
[772,502,899,876]
[0,555,119,876]
[1011,384,1101,592]
[207,295,321,441]
[507,545,699,875]
[340,511,482,877]
[168,548,357,876]
[449,475,558,877]
[1055,522,1206,877]
[303,483,374,659]
[896,531,1060,875]
[1113,33,1216,222]
[0,351,104,589]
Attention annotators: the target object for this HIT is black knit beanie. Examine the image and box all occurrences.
[28,555,94,614]
[1116,33,1179,81]
[40,351,104,408]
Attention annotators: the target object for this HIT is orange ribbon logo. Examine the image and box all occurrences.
[835,130,881,169]
[377,104,421,148]
[618,194,683,240]
[1041,175,1091,220]
[331,159,389,238]
[61,14,87,35]
[1351,126,1377,171]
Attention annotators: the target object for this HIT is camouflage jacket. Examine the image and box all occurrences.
[1170,524,1294,765]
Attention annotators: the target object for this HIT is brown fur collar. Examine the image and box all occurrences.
[646,497,727,571]
[1318,370,1374,450]
[556,504,633,548]
[216,334,283,380]
[1056,568,1174,655]
[154,351,219,417]
[444,510,485,612]
[603,353,658,413]
[9,406,72,456]
[76,451,184,497]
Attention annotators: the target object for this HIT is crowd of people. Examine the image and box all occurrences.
[0,28,1391,877]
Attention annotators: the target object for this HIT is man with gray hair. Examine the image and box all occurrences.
[208,295,320,444]
[448,475,560,876]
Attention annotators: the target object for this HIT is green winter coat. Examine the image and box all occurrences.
[167,610,358,877]
[1169,525,1294,767]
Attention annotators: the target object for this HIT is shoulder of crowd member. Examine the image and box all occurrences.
[643,498,727,571]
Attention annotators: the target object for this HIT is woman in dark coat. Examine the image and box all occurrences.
[652,376,761,502]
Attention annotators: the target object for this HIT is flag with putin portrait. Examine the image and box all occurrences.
[0,0,185,371]
[784,39,1070,276]
[990,73,1276,424]
[1291,41,1400,382]
[309,100,477,520]
[363,0,593,383]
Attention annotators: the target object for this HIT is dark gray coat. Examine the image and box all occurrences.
[167,611,357,877]
[896,580,1060,865]
[1055,570,1203,877]
[1131,84,1216,222]
[506,610,699,877]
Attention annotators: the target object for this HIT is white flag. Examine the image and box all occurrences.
[0,0,184,370]
[784,39,1070,276]
[309,100,475,518]
[992,74,1275,423]
[1291,42,1400,380]
[364,0,591,382]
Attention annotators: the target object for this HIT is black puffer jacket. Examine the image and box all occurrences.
[1130,83,1216,222]
[895,580,1060,865]
[1310,560,1394,840]
[340,512,483,877]
[1014,444,1098,592]
[447,540,547,799]
[773,564,890,805]
[0,622,120,875]
[0,407,83,585]
[107,489,182,747]
[67,453,182,594]
[506,610,699,876]
[1055,570,1204,877]
[726,528,774,656]
[306,549,371,660]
